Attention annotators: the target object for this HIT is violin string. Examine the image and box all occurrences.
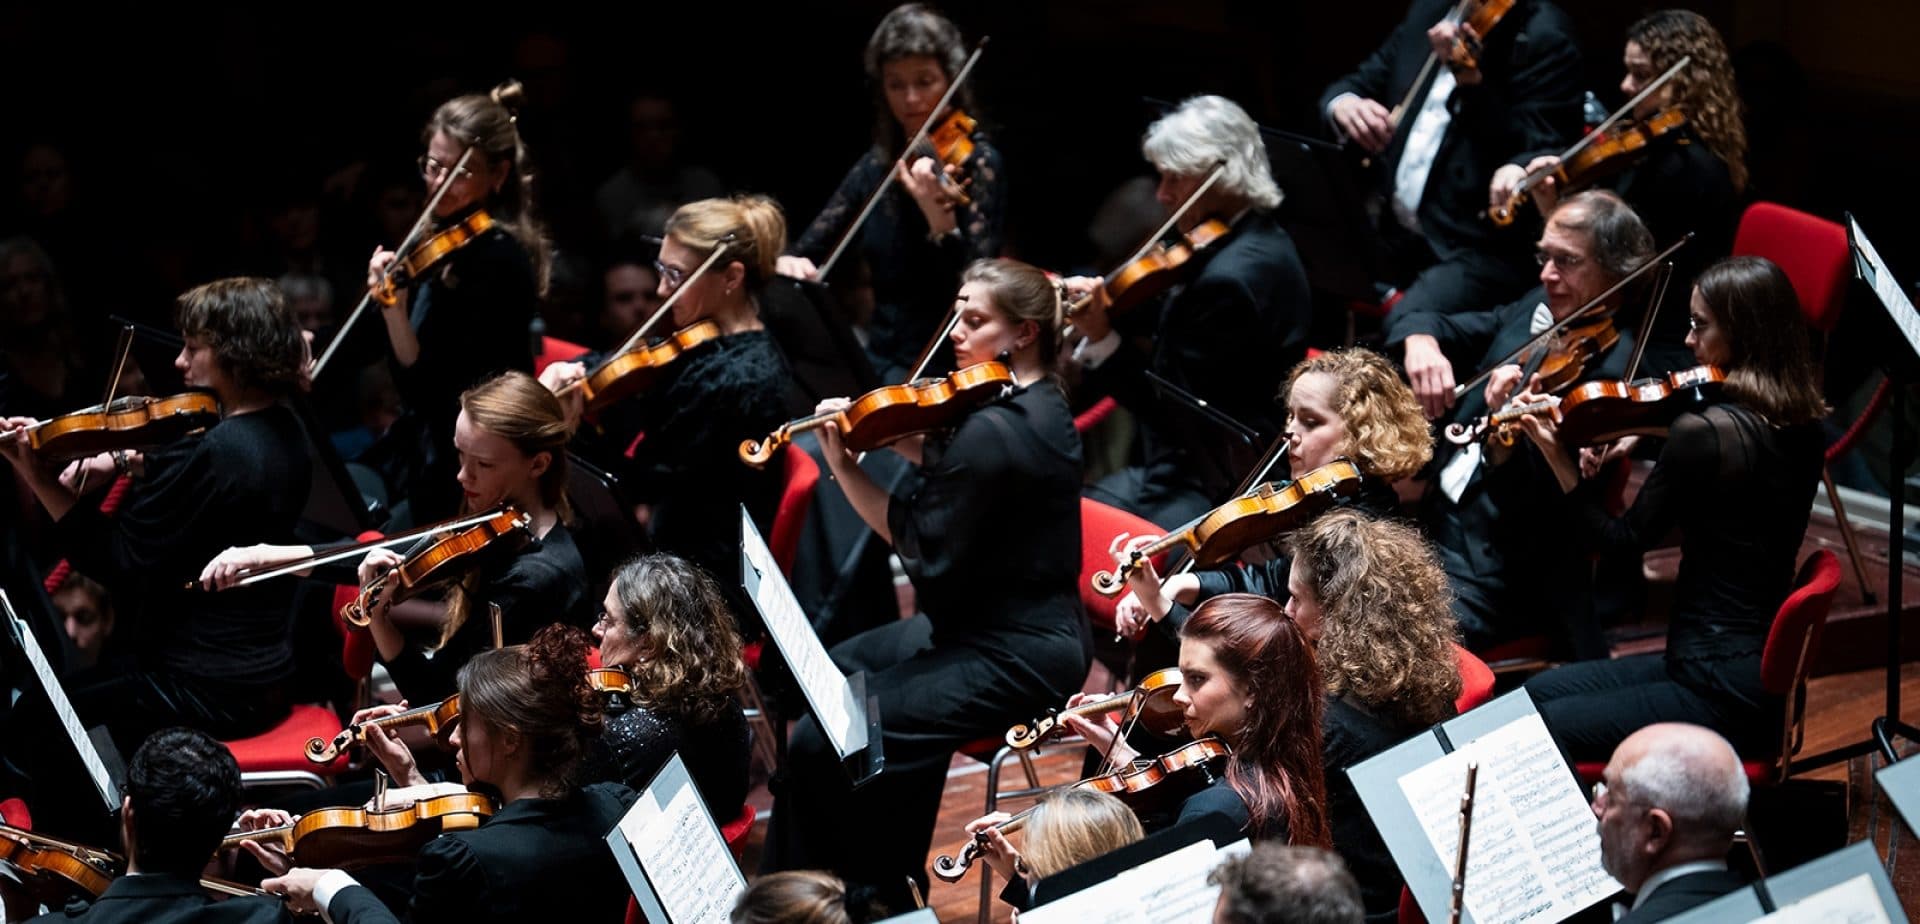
[72,326,137,498]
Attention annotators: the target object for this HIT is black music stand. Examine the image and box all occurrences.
[1794,215,1920,773]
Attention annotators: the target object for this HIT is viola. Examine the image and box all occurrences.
[306,695,461,765]
[341,506,533,628]
[2,392,222,462]
[222,792,497,870]
[1069,218,1233,320]
[370,209,497,307]
[1448,0,1516,70]
[1443,317,1622,447]
[738,360,1014,468]
[1448,364,1726,448]
[1092,459,1364,596]
[1490,110,1687,227]
[0,823,120,904]
[931,737,1232,883]
[912,109,980,206]
[572,321,721,414]
[1005,669,1184,751]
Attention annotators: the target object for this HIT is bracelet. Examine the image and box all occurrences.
[112,450,131,478]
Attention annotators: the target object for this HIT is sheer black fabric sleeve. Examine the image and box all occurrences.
[792,152,887,263]
[1570,411,1711,554]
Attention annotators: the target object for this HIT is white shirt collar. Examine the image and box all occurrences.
[1631,860,1729,911]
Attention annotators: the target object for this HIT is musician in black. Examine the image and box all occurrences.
[1065,94,1313,529]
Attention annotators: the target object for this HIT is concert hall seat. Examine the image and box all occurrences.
[740,444,823,775]
[534,335,587,378]
[222,704,347,792]
[1454,644,1496,713]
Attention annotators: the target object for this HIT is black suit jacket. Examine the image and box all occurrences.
[27,873,293,924]
[1320,0,1583,262]
[1617,868,1748,924]
[1084,210,1312,508]
[326,783,637,924]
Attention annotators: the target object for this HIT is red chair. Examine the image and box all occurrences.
[740,444,823,774]
[534,335,588,377]
[1454,644,1495,713]
[1731,202,1876,595]
[222,705,349,791]
[1078,497,1170,639]
[1572,549,1841,787]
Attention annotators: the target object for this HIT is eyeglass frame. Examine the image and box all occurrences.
[653,259,688,290]
[417,154,474,182]
[1534,247,1589,271]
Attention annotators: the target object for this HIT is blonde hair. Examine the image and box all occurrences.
[1022,788,1146,879]
[1287,510,1461,728]
[425,80,552,294]
[664,195,788,292]
[1285,349,1432,482]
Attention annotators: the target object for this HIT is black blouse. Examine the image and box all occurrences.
[52,405,312,685]
[1572,402,1822,664]
[791,139,1006,373]
[382,523,593,704]
[1610,125,1741,374]
[1324,695,1426,923]
[1186,475,1404,611]
[580,697,750,822]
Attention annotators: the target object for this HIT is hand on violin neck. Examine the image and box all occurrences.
[364,725,429,788]
[962,816,1023,882]
[1482,365,1532,412]
[1514,412,1579,492]
[1488,164,1528,210]
[898,156,961,231]
[1061,276,1112,341]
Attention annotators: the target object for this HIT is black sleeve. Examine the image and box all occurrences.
[1569,411,1709,553]
[1319,2,1430,118]
[381,556,564,703]
[887,407,1016,588]
[403,836,492,923]
[1452,7,1584,161]
[1176,781,1252,833]
[1191,559,1289,603]
[954,141,1006,263]
[327,884,405,924]
[792,153,885,263]
[1384,303,1508,355]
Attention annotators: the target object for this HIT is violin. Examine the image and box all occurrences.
[931,737,1232,883]
[1092,459,1364,596]
[1005,669,1184,751]
[1490,110,1687,227]
[589,666,635,695]
[2,392,222,462]
[1447,0,1515,70]
[370,209,497,307]
[341,506,533,628]
[306,695,461,765]
[222,792,497,870]
[738,360,1014,468]
[571,321,721,415]
[1448,364,1726,448]
[0,823,120,904]
[912,109,980,206]
[1069,218,1233,320]
[1442,316,1621,447]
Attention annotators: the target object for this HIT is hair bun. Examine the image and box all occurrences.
[491,79,526,122]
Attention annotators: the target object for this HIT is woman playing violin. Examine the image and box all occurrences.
[249,626,638,924]
[0,277,311,760]
[962,787,1144,912]
[1488,10,1746,375]
[366,80,549,526]
[1063,594,1330,844]
[1113,348,1432,641]
[1517,256,1826,761]
[541,195,799,631]
[776,3,1005,379]
[1064,94,1313,529]
[203,370,590,705]
[764,258,1090,912]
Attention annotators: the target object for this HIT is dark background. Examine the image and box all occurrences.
[5,0,1917,480]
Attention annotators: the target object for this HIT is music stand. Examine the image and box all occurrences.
[1794,216,1920,772]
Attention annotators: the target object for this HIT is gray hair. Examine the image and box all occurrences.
[1210,844,1363,924]
[1552,189,1655,278]
[1619,725,1749,841]
[1142,95,1283,211]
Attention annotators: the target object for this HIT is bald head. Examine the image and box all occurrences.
[1596,723,1748,890]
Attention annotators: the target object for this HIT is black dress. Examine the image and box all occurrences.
[323,783,637,924]
[1527,403,1822,760]
[388,213,538,525]
[619,329,799,628]
[1081,211,1314,529]
[380,523,593,705]
[581,696,750,822]
[789,139,1005,377]
[763,382,1092,911]
[1389,287,1630,656]
[1324,696,1428,924]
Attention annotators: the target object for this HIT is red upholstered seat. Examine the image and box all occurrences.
[1073,396,1120,433]
[1731,202,1849,335]
[534,335,588,378]
[1453,644,1495,713]
[223,704,347,775]
[1078,498,1169,636]
[770,445,820,577]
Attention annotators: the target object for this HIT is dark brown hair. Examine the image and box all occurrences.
[863,3,976,156]
[174,276,307,396]
[457,624,605,797]
[1693,255,1829,426]
[1627,10,1747,192]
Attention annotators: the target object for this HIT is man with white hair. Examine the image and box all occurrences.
[1066,94,1313,531]
[1592,722,1749,923]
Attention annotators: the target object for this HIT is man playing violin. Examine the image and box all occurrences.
[1324,0,1583,346]
[1388,190,1653,656]
[1065,94,1312,530]
[0,278,311,837]
[1488,9,1747,376]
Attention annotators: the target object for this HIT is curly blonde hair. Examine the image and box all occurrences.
[1287,510,1459,727]
[1628,10,1747,193]
[1284,349,1431,482]
[607,554,747,724]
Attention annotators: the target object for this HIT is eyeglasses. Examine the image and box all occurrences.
[1687,314,1711,332]
[653,260,687,289]
[418,155,473,182]
[1534,249,1588,271]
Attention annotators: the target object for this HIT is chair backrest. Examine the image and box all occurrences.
[1761,549,1841,774]
[535,335,588,377]
[1453,643,1496,713]
[1078,498,1170,634]
[1731,202,1850,334]
[769,444,821,578]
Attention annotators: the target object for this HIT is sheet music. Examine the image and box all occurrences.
[1759,874,1892,924]
[3,594,118,811]
[1850,216,1920,358]
[739,509,865,757]
[1020,838,1250,924]
[1396,712,1618,924]
[613,754,745,924]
